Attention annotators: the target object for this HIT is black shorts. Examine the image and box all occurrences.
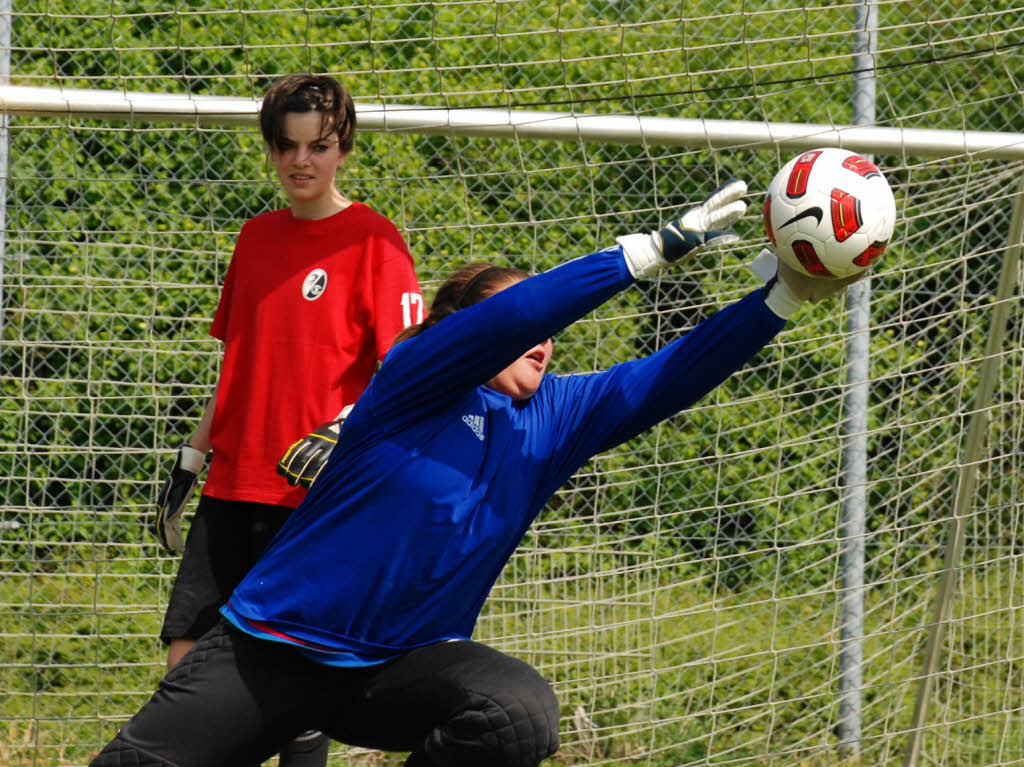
[160,495,294,644]
[92,621,560,767]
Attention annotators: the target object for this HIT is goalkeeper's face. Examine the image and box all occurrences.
[486,337,553,402]
[270,111,349,218]
[468,275,552,401]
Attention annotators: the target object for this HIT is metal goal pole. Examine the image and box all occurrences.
[0,85,1022,160]
[837,0,878,755]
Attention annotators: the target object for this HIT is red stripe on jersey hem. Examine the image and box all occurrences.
[235,612,340,653]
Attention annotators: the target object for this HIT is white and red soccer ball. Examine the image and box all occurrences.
[763,147,896,279]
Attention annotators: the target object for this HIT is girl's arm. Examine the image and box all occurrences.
[357,181,753,428]
[534,288,786,490]
[365,246,636,425]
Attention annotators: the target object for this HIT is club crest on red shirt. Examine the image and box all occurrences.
[302,268,328,301]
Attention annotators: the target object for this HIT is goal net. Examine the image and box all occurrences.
[2,2,1023,766]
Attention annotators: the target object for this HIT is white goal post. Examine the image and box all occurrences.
[2,84,1022,160]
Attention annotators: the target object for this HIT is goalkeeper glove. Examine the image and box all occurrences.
[750,248,869,319]
[616,178,748,279]
[276,405,353,490]
[154,445,206,555]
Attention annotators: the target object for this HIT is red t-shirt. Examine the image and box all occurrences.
[204,202,423,507]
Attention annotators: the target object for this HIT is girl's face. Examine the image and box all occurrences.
[486,338,554,401]
[478,277,553,401]
[270,111,349,219]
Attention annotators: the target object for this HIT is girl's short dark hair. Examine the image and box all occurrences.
[259,74,357,153]
[393,262,530,346]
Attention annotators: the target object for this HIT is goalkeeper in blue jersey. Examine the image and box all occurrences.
[90,180,861,767]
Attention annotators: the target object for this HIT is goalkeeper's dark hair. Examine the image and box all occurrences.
[393,262,529,345]
[260,74,357,154]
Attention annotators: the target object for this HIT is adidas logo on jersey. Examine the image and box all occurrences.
[462,414,485,441]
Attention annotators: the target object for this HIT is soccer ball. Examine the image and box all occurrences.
[763,147,896,279]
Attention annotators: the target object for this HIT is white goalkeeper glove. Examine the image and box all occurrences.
[616,178,748,279]
[276,405,353,490]
[154,445,206,555]
[750,248,869,319]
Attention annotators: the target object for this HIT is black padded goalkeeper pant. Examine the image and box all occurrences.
[90,619,560,767]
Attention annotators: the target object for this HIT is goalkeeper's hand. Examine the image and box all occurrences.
[154,445,206,555]
[276,405,353,490]
[616,179,748,278]
[750,248,869,318]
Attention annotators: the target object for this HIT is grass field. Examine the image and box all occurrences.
[4,546,1022,766]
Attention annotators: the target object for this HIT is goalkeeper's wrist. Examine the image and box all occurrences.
[615,233,665,279]
[763,278,804,319]
[749,248,802,320]
[178,445,207,474]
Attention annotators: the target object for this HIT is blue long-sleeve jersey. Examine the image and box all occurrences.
[222,246,786,665]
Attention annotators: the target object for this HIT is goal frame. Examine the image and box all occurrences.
[0,84,1022,160]
[2,82,1022,767]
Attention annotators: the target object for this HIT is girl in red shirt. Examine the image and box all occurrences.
[153,74,422,767]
